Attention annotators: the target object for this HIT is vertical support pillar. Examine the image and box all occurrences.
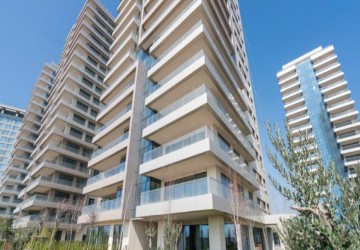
[157,220,164,249]
[248,226,256,250]
[108,224,114,250]
[60,230,66,241]
[208,215,226,250]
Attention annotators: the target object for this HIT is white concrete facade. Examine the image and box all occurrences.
[81,0,273,249]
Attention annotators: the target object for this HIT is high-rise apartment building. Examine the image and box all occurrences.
[0,63,56,219]
[277,45,358,179]
[13,0,114,241]
[0,104,24,217]
[78,0,271,249]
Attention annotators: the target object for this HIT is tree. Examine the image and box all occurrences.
[162,179,182,250]
[86,203,99,250]
[145,221,157,250]
[266,122,360,250]
[225,167,265,250]
[0,217,13,240]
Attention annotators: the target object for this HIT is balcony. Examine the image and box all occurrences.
[340,143,360,156]
[19,194,78,211]
[330,109,358,124]
[26,176,85,194]
[136,177,262,218]
[144,85,254,159]
[83,162,125,196]
[94,105,132,145]
[140,126,259,189]
[282,88,302,102]
[146,48,247,113]
[89,132,129,170]
[78,197,122,224]
[30,159,89,179]
[14,214,79,230]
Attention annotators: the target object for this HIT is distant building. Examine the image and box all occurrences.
[277,45,358,179]
[0,104,24,217]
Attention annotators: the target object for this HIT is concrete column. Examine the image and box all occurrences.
[207,165,222,180]
[267,228,274,250]
[208,215,226,250]
[157,220,164,249]
[107,224,114,250]
[248,226,256,250]
[60,230,66,241]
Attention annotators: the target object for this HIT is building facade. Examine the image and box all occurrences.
[277,45,359,179]
[0,63,56,219]
[78,0,272,249]
[0,104,24,217]
[12,0,114,241]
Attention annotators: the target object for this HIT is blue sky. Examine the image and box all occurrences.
[1,0,359,213]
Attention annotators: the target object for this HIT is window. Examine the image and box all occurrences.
[248,191,253,200]
[90,109,98,117]
[88,122,95,130]
[73,114,86,125]
[85,66,96,77]
[70,127,83,139]
[76,101,88,112]
[87,56,98,66]
[79,89,91,100]
[82,77,93,88]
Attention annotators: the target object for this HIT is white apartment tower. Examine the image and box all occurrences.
[79,0,271,249]
[277,46,359,179]
[0,104,25,218]
[13,0,114,240]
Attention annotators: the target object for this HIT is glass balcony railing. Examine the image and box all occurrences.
[341,143,360,151]
[327,99,351,109]
[145,85,255,157]
[96,105,132,133]
[143,127,206,162]
[345,155,360,163]
[331,109,356,119]
[87,162,126,185]
[139,177,261,212]
[82,197,122,215]
[142,127,257,184]
[32,176,85,189]
[99,81,134,111]
[334,120,352,129]
[288,113,309,123]
[92,132,129,158]
[338,131,357,139]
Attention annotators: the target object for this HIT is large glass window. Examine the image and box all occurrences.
[178,224,209,250]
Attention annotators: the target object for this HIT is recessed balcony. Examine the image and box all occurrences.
[327,99,354,115]
[136,177,262,218]
[140,126,259,189]
[330,109,358,124]
[340,143,360,157]
[25,176,84,194]
[83,162,125,196]
[89,132,129,171]
[78,197,122,224]
[143,85,254,160]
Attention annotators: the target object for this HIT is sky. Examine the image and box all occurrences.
[1,1,360,214]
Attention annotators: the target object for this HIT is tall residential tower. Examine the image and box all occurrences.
[79,0,271,249]
[0,104,24,217]
[277,45,359,179]
[13,0,114,241]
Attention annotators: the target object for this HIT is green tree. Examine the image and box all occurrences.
[266,123,360,250]
[0,217,13,240]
